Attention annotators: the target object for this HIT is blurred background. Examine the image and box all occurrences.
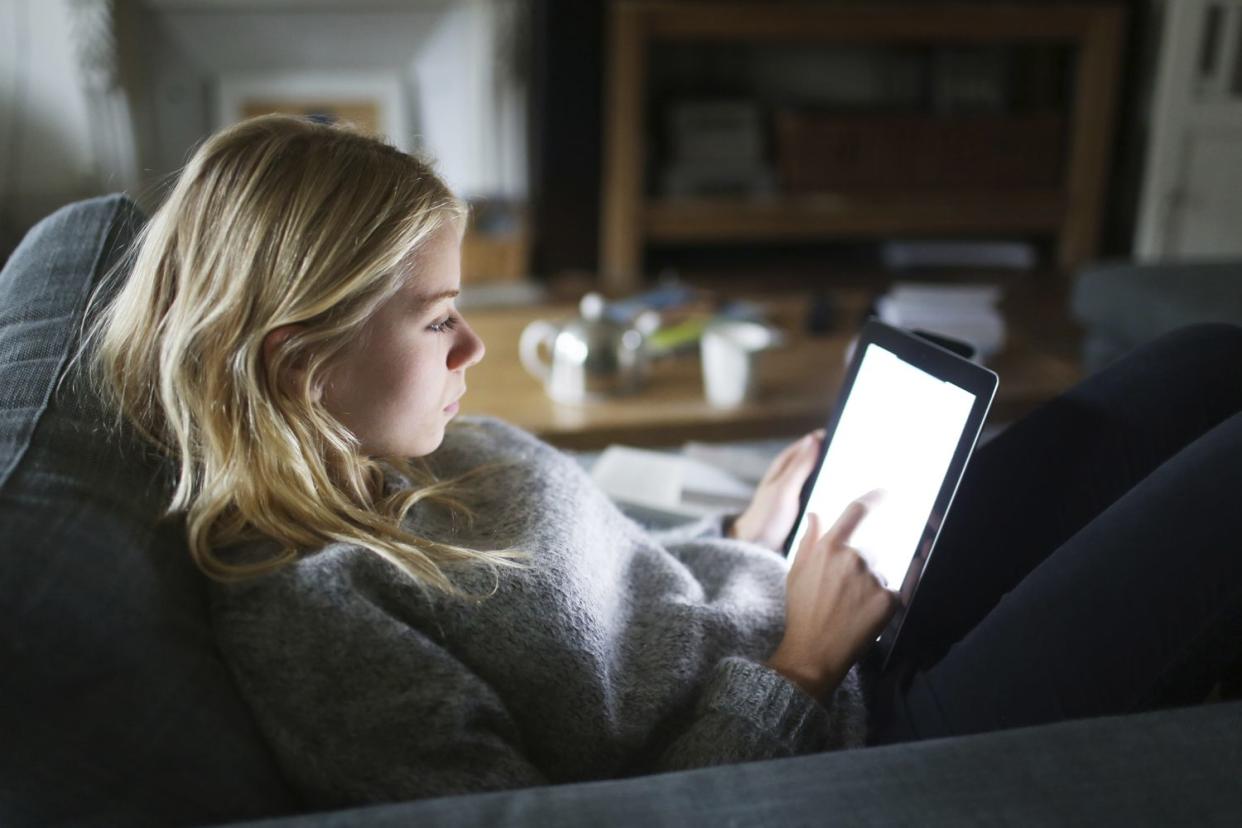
[5,0,1239,274]
[2,0,1240,469]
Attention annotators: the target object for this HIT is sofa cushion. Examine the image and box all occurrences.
[242,700,1242,827]
[0,195,300,826]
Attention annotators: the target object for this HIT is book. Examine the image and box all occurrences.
[875,281,1007,362]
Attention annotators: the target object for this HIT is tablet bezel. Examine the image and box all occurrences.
[781,318,998,670]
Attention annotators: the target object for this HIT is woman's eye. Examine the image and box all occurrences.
[427,315,460,334]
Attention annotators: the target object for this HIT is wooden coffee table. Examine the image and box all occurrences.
[459,290,1082,450]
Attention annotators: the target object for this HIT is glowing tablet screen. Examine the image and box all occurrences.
[786,343,977,589]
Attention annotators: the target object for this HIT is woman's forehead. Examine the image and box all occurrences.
[393,233,461,306]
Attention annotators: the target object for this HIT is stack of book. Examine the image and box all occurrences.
[875,282,1006,363]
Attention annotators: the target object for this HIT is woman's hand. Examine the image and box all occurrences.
[728,430,825,551]
[764,499,900,701]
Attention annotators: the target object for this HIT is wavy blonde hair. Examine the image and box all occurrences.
[78,114,529,599]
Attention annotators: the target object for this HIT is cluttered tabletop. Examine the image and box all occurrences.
[459,283,1082,451]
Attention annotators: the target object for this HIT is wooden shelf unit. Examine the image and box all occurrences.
[599,1,1125,293]
[645,190,1069,241]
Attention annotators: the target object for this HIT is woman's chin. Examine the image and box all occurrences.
[415,425,451,457]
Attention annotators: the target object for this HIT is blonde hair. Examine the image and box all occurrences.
[78,114,529,598]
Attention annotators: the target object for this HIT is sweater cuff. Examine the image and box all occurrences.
[696,656,831,755]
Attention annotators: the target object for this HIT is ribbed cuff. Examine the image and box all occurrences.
[697,656,831,755]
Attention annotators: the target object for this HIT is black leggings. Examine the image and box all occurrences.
[867,323,1242,743]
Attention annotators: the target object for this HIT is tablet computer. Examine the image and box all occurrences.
[782,319,998,670]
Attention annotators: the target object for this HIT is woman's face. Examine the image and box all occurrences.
[319,227,485,458]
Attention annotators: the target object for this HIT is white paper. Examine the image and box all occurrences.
[590,446,755,519]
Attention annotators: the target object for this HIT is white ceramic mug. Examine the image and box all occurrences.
[700,320,782,408]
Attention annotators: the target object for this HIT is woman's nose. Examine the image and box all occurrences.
[449,318,485,371]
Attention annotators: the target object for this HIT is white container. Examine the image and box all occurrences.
[700,320,782,408]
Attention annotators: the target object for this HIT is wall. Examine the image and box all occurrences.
[1104,0,1165,256]
[0,0,529,264]
[133,0,527,208]
[0,0,105,251]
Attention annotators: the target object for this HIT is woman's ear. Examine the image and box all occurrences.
[262,324,318,400]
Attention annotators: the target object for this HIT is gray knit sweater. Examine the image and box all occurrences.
[209,417,867,809]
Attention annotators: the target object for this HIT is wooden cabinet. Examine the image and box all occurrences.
[599,1,1125,293]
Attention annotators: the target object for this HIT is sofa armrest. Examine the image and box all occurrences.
[1072,260,1242,372]
[236,701,1242,827]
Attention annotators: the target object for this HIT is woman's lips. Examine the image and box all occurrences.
[444,400,460,415]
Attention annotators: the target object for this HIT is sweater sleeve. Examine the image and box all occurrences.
[651,657,867,771]
[211,541,865,806]
[209,566,549,809]
[646,512,733,545]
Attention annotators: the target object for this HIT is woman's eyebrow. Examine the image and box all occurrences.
[412,289,460,311]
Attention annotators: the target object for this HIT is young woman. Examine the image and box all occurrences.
[84,115,1242,809]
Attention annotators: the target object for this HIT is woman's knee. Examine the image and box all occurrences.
[1139,323,1242,367]
[1067,322,1242,433]
[1098,322,1242,393]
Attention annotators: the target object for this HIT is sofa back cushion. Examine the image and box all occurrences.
[0,196,300,826]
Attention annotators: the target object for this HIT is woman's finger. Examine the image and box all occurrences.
[827,499,870,546]
[783,432,823,480]
[796,512,823,560]
[766,432,815,480]
[778,431,826,480]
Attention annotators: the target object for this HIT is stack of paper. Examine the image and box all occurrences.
[590,445,756,520]
[875,282,1006,362]
[682,441,778,485]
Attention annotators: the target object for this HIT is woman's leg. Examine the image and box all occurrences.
[892,323,1242,669]
[866,323,1242,742]
[869,408,1242,742]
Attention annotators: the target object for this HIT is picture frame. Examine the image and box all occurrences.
[214,71,411,150]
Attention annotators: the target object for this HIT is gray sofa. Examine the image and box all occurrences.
[1073,259,1242,373]
[2,195,1241,827]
